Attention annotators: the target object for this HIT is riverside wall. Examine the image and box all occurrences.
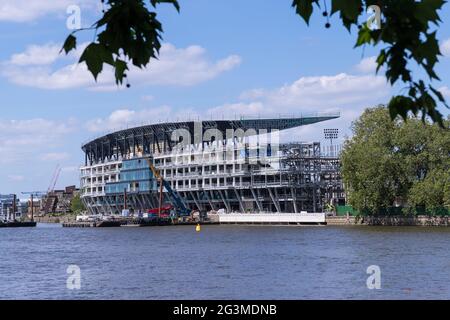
[326,214,450,226]
[34,215,74,224]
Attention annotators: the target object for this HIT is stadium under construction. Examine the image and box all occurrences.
[80,114,345,215]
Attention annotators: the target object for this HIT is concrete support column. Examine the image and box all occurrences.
[218,190,231,212]
[268,188,281,213]
[291,187,298,213]
[190,191,203,211]
[250,188,263,212]
[233,188,245,213]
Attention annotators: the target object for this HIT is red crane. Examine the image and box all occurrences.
[47,165,61,194]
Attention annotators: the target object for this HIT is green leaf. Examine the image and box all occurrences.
[292,0,317,25]
[150,0,180,12]
[415,0,445,25]
[355,26,372,47]
[331,0,361,21]
[61,34,77,54]
[388,95,416,120]
[79,43,113,80]
[114,59,129,85]
[375,50,386,73]
[429,86,448,106]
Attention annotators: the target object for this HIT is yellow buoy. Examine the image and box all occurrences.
[195,224,201,232]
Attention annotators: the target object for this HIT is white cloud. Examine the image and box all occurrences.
[439,86,450,97]
[209,73,390,143]
[355,56,378,73]
[207,102,266,118]
[85,72,390,143]
[39,152,70,161]
[0,0,90,22]
[85,105,203,133]
[276,108,361,144]
[86,106,172,132]
[0,118,75,164]
[1,43,242,90]
[0,118,73,136]
[9,43,61,66]
[441,38,450,57]
[238,73,389,111]
[3,63,94,90]
[128,44,242,87]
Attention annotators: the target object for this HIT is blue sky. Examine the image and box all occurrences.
[0,0,449,197]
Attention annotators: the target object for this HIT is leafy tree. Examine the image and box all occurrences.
[341,107,403,213]
[63,0,448,123]
[408,169,450,214]
[444,176,450,208]
[293,0,448,124]
[62,0,179,87]
[341,106,450,215]
[71,194,86,214]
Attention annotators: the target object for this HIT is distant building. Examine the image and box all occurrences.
[41,185,80,214]
[26,198,41,216]
[0,194,22,221]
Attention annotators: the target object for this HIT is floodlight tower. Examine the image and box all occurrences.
[323,129,340,209]
[324,128,338,145]
[324,128,339,157]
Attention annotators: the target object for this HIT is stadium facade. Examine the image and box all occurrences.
[80,114,344,215]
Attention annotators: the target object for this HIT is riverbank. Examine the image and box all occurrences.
[34,215,74,224]
[326,215,450,226]
[31,213,450,227]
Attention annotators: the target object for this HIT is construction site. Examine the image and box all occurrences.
[0,165,80,222]
[79,114,345,222]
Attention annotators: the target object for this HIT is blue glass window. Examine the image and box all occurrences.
[105,158,157,194]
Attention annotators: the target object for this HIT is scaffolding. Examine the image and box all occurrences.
[79,116,344,215]
[81,142,344,214]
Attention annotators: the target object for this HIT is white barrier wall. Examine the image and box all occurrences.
[218,213,325,224]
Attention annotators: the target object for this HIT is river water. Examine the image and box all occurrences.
[0,223,449,299]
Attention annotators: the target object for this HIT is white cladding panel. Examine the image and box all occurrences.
[219,213,325,223]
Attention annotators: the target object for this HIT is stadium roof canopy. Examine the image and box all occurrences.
[82,113,339,164]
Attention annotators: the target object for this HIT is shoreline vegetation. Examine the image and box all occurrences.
[341,107,449,217]
[30,213,450,227]
[326,214,450,226]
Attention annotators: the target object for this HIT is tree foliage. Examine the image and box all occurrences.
[341,106,450,215]
[292,0,448,124]
[71,194,86,214]
[63,0,448,123]
[62,0,180,85]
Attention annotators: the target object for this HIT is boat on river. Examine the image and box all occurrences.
[0,220,37,228]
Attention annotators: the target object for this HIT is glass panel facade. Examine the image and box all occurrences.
[105,158,157,194]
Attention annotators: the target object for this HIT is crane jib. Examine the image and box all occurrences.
[145,158,191,217]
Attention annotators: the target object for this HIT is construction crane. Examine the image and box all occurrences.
[38,165,62,215]
[21,191,46,197]
[144,157,191,217]
[47,165,61,194]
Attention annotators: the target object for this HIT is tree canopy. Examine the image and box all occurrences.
[340,106,450,215]
[70,194,86,214]
[62,0,449,124]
